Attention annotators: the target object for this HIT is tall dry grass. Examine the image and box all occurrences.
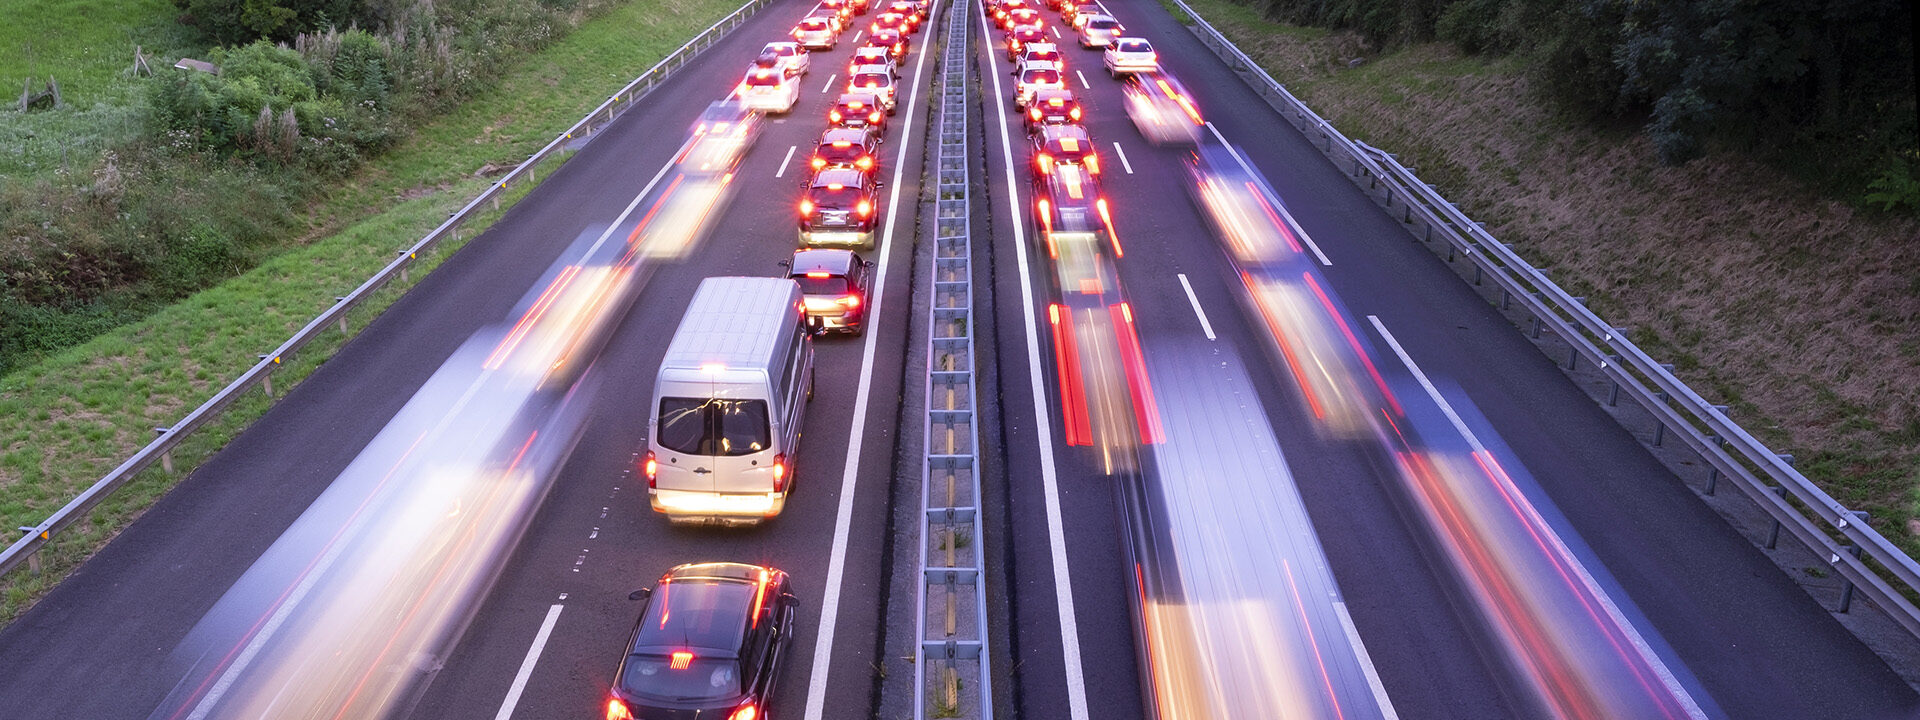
[1200,16,1920,540]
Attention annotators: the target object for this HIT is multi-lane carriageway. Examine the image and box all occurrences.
[0,0,1914,717]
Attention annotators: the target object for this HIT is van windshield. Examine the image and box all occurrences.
[658,398,772,456]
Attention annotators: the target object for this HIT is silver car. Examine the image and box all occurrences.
[1078,14,1123,48]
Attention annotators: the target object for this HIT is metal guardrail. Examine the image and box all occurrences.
[915,2,993,717]
[1165,0,1920,639]
[0,0,773,579]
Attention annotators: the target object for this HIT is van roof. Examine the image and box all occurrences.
[661,277,803,372]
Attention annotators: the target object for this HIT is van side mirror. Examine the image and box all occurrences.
[629,588,652,601]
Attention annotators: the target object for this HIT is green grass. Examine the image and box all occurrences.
[0,0,203,179]
[0,0,746,623]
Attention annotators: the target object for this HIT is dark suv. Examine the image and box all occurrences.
[809,127,881,175]
[606,563,797,720]
[787,248,874,334]
[799,167,881,249]
[828,92,887,133]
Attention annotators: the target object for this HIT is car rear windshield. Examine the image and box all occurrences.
[657,398,771,456]
[1116,39,1150,52]
[809,185,864,207]
[1088,18,1119,29]
[794,274,851,294]
[818,142,865,160]
[853,73,890,88]
[621,655,744,702]
[800,19,829,29]
[1022,70,1060,84]
[745,72,783,87]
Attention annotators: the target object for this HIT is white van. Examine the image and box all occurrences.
[646,277,815,524]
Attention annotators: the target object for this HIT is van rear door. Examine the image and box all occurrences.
[653,391,719,494]
[707,390,780,494]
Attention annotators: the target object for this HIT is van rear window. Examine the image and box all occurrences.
[658,398,772,456]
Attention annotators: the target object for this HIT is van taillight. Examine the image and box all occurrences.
[644,451,658,487]
[772,454,788,493]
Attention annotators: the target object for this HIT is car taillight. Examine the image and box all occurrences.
[857,156,873,169]
[840,294,861,307]
[772,455,788,493]
[812,157,827,169]
[857,199,873,216]
[729,703,760,720]
[1037,153,1053,173]
[607,698,635,720]
[830,110,843,122]
[869,111,882,122]
[800,199,815,216]
[1070,107,1081,120]
[1029,107,1041,120]
[644,451,657,486]
[1087,154,1100,174]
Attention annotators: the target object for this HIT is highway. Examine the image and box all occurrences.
[0,0,1915,718]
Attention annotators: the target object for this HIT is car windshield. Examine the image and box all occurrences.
[656,398,771,456]
[1022,69,1060,84]
[1117,39,1151,52]
[819,142,865,160]
[794,274,851,294]
[621,654,743,702]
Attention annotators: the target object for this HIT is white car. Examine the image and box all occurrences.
[847,69,898,114]
[793,17,837,50]
[760,41,810,77]
[850,46,899,76]
[1017,42,1063,74]
[1078,14,1123,48]
[1014,61,1065,108]
[738,66,800,113]
[1103,37,1157,76]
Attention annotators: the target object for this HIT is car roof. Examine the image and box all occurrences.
[811,167,868,187]
[764,41,799,50]
[790,248,858,275]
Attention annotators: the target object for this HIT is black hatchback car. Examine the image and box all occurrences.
[799,167,880,249]
[606,563,798,720]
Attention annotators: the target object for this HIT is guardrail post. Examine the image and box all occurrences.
[1652,389,1671,446]
[1765,485,1789,548]
[1838,543,1865,612]
[334,297,350,334]
[17,528,40,574]
[153,427,174,473]
[1605,355,1623,406]
[257,355,276,397]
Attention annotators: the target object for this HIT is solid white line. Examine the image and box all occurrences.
[1332,601,1401,720]
[1364,315,1708,720]
[800,4,941,719]
[1204,121,1333,267]
[492,604,565,720]
[821,73,839,93]
[776,145,798,178]
[1075,69,1090,89]
[1110,141,1133,174]
[981,6,1091,720]
[1176,274,1214,340]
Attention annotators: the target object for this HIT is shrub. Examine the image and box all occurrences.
[1435,0,1516,55]
[174,0,368,44]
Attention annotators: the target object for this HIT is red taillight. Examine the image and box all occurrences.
[1087,154,1100,174]
[670,651,694,670]
[1029,107,1041,120]
[800,199,815,216]
[729,704,760,720]
[1037,153,1053,173]
[830,110,843,122]
[856,156,873,169]
[772,455,789,493]
[1070,106,1081,120]
[607,698,635,720]
[840,294,861,307]
[812,157,827,169]
[643,451,657,486]
[856,199,873,216]
[868,111,882,122]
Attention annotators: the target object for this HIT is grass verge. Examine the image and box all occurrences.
[1179,0,1920,553]
[0,0,746,623]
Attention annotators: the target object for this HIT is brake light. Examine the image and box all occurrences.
[869,111,882,122]
[1029,107,1041,121]
[1070,106,1081,120]
[800,199,815,216]
[857,199,873,216]
[643,451,657,486]
[840,294,861,307]
[830,110,843,122]
[670,651,694,670]
[1087,154,1100,174]
[807,271,831,278]
[1037,198,1052,233]
[832,140,852,148]
[607,698,635,720]
[857,156,873,169]
[1037,153,1053,173]
[772,454,789,492]
[729,704,760,720]
[812,157,827,169]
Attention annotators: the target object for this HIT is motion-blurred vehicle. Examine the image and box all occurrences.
[828,92,887,132]
[864,27,909,63]
[1024,88,1083,132]
[1124,72,1203,144]
[758,41,809,77]
[799,167,881,249]
[680,100,760,175]
[1014,61,1065,107]
[1103,37,1157,76]
[1015,41,1064,71]
[848,68,898,114]
[646,278,815,524]
[738,66,799,113]
[1031,153,1106,232]
[1078,14,1123,48]
[850,46,899,76]
[809,127,881,175]
[805,5,846,32]
[786,249,874,334]
[1030,124,1102,178]
[793,16,837,50]
[605,563,798,720]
